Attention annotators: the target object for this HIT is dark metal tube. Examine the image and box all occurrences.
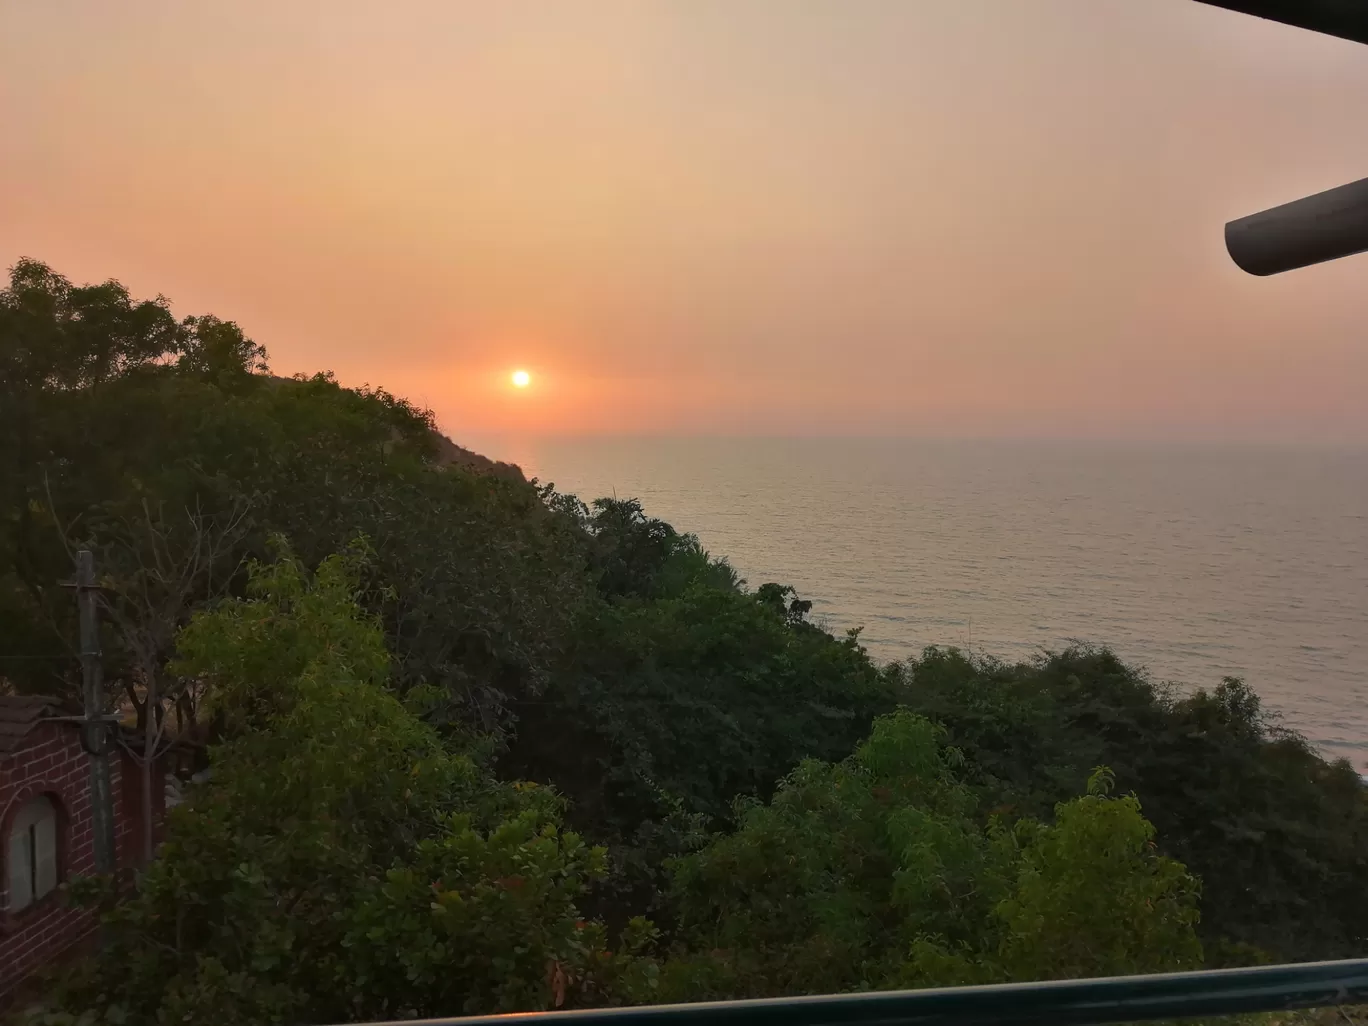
[348,958,1368,1026]
[1225,175,1368,275]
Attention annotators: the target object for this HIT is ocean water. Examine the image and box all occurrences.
[498,437,1368,770]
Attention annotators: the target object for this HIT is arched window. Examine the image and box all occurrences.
[7,794,58,912]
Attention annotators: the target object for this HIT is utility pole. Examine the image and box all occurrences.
[73,549,117,875]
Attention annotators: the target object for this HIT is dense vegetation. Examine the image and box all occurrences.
[2,260,1365,1024]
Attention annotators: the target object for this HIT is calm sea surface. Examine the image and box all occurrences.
[496,437,1368,770]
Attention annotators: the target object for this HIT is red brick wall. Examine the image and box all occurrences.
[0,723,133,997]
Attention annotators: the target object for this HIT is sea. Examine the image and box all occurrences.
[488,436,1368,772]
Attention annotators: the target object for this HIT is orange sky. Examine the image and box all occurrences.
[3,1,1367,442]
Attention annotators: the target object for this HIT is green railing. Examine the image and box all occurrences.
[350,959,1368,1026]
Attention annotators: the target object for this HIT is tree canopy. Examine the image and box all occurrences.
[45,550,654,1025]
[658,713,1202,1001]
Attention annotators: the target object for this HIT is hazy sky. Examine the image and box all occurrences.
[3,1,1368,442]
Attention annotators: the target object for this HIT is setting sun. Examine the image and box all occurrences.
[511,369,531,389]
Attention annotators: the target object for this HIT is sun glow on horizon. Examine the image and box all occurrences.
[511,369,531,389]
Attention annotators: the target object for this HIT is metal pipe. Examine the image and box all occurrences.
[1225,175,1368,275]
[347,958,1368,1026]
[75,548,117,875]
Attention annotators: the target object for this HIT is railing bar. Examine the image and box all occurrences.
[339,959,1368,1026]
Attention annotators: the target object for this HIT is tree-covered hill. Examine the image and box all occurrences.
[4,260,1364,1024]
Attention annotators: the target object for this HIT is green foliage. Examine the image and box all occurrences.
[498,493,900,930]
[36,551,642,1025]
[658,711,1203,1001]
[518,583,896,829]
[575,497,730,600]
[0,260,590,735]
[503,571,901,933]
[1,259,182,698]
[988,768,1204,981]
[894,646,1368,963]
[210,373,591,731]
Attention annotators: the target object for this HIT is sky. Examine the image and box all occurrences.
[3,0,1368,443]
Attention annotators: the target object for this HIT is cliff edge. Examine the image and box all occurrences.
[428,430,527,483]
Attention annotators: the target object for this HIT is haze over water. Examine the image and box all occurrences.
[501,436,1368,769]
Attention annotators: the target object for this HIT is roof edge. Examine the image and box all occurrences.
[1192,1,1368,47]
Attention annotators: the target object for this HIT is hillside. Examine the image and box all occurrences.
[264,373,526,482]
[428,428,526,482]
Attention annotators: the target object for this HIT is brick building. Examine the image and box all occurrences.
[0,695,164,997]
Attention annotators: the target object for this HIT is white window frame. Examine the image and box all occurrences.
[7,794,59,913]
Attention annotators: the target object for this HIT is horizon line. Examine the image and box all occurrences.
[445,429,1368,450]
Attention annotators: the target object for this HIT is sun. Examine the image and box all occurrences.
[511,369,531,389]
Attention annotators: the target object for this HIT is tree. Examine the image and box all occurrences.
[84,499,249,863]
[577,497,740,601]
[894,646,1368,963]
[990,770,1203,982]
[657,711,1202,1001]
[503,572,900,932]
[40,547,652,1025]
[0,258,183,700]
